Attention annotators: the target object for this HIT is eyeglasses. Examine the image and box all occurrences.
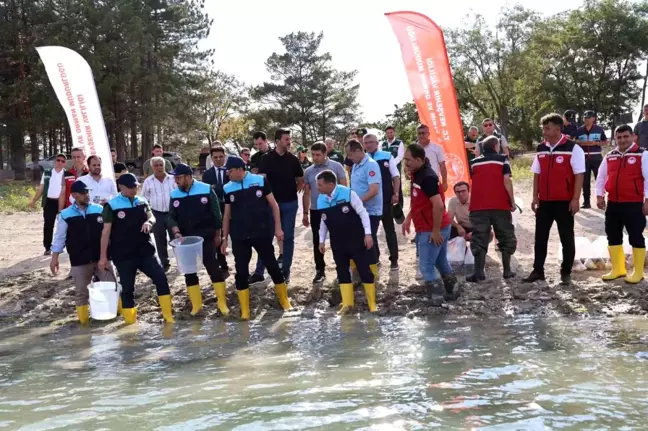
[56,159,66,163]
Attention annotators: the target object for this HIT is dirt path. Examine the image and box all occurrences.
[1,179,646,327]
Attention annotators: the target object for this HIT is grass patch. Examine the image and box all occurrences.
[0,181,38,213]
[510,155,534,180]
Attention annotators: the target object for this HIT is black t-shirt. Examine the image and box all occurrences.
[250,149,269,172]
[113,162,127,174]
[258,150,304,203]
[419,171,440,198]
[562,123,578,140]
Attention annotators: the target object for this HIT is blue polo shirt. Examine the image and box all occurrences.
[577,125,607,159]
[351,154,383,216]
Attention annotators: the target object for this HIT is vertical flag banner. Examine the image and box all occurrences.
[36,46,114,181]
[385,11,468,194]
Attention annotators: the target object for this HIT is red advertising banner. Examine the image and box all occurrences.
[385,11,469,195]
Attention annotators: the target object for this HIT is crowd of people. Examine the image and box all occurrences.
[33,107,648,324]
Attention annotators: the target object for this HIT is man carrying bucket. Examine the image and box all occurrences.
[98,173,174,324]
[220,156,291,320]
[50,180,115,324]
[168,163,229,317]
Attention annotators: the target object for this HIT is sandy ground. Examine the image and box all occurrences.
[1,179,647,327]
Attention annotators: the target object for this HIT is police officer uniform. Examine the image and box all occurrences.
[222,157,290,320]
[350,153,382,276]
[168,164,228,316]
[367,149,400,267]
[102,173,173,324]
[596,142,648,283]
[51,181,115,324]
[318,185,376,313]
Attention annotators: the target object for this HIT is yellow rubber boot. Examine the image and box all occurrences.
[158,295,175,323]
[350,260,357,270]
[370,264,378,279]
[237,288,250,320]
[625,247,646,284]
[76,305,89,325]
[602,245,626,281]
[338,283,354,315]
[122,308,137,324]
[187,285,203,315]
[363,283,377,312]
[212,282,230,316]
[275,282,292,311]
[117,297,123,315]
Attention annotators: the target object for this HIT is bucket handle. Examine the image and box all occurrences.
[89,265,120,293]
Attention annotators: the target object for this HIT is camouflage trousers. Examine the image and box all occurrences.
[469,210,517,256]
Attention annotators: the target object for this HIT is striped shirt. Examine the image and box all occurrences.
[141,173,177,212]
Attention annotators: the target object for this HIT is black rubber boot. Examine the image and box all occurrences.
[442,275,460,301]
[466,252,486,283]
[502,252,516,279]
[425,280,446,307]
[522,271,545,283]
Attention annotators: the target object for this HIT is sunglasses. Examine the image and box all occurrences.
[56,159,66,163]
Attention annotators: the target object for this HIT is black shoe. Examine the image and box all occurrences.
[248,274,265,285]
[312,270,326,283]
[522,271,545,283]
[442,275,460,301]
[390,261,399,270]
[581,202,591,209]
[501,253,516,279]
[560,274,572,286]
[44,249,51,256]
[425,280,446,306]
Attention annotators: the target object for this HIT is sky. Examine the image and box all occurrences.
[205,0,584,124]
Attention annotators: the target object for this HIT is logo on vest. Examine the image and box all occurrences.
[117,211,126,219]
[173,200,180,208]
[200,197,208,204]
[230,195,235,202]
[629,157,637,164]
[256,190,262,198]
[321,213,327,221]
[383,161,389,168]
[556,156,564,164]
[97,216,103,223]
[369,170,376,177]
[412,189,418,197]
[342,206,349,213]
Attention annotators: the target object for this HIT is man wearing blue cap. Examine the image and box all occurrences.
[98,173,174,324]
[221,156,291,320]
[50,180,115,324]
[168,163,229,317]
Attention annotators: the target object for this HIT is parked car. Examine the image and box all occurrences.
[125,151,182,171]
[28,154,74,172]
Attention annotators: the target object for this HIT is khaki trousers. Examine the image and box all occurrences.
[70,262,115,306]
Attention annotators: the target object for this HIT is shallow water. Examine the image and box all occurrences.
[1,316,648,430]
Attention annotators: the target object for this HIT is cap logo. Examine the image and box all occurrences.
[230,195,235,202]
[117,211,126,219]
[629,157,637,164]
[200,197,208,204]
[173,200,180,208]
[97,216,103,223]
[369,170,376,177]
[256,190,262,198]
[556,156,564,164]
[342,206,349,213]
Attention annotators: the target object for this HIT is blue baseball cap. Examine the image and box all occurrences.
[117,173,139,188]
[225,156,246,170]
[70,180,89,194]
[169,163,193,176]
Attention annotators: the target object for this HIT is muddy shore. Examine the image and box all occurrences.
[1,179,647,327]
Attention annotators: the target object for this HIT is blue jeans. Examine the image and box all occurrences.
[254,200,298,278]
[416,225,453,282]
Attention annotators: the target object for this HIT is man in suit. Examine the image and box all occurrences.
[202,146,230,274]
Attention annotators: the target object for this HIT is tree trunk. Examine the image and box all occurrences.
[9,121,26,181]
[639,61,648,122]
[64,122,72,153]
[498,106,510,139]
[29,128,38,163]
[130,116,138,159]
[0,134,4,169]
[115,103,126,162]
[48,129,53,157]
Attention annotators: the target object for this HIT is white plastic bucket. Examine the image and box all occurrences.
[87,281,122,320]
[170,236,204,274]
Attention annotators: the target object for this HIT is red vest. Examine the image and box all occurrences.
[469,153,511,211]
[410,164,451,232]
[604,144,645,203]
[537,136,577,201]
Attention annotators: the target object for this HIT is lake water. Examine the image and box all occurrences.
[1,316,647,430]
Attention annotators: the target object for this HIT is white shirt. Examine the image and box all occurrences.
[77,174,118,204]
[595,148,648,198]
[41,167,64,199]
[141,174,177,212]
[531,136,586,175]
[421,141,445,175]
[319,188,372,244]
[386,156,400,178]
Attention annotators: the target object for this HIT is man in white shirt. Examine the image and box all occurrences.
[416,124,448,192]
[77,156,118,205]
[30,153,67,255]
[141,156,177,271]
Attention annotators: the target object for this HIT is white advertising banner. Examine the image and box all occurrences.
[36,46,114,181]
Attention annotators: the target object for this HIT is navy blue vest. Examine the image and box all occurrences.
[317,186,365,252]
[369,150,394,204]
[223,173,272,241]
[60,203,104,266]
[170,180,219,238]
[107,194,155,261]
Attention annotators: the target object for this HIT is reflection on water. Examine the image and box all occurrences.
[1,316,647,430]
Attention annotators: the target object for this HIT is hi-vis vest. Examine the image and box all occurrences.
[536,136,577,201]
[604,144,645,203]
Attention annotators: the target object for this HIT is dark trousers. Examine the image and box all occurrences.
[583,157,602,202]
[185,237,225,286]
[114,254,170,308]
[469,210,517,255]
[310,210,326,271]
[43,198,59,250]
[152,210,172,267]
[450,226,473,239]
[216,203,228,270]
[334,247,374,284]
[533,200,575,276]
[232,236,284,291]
[606,202,646,248]
[369,215,381,264]
[376,205,399,263]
